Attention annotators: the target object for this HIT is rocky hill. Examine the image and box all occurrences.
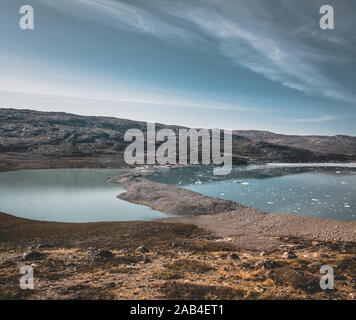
[0,108,355,170]
[234,130,356,156]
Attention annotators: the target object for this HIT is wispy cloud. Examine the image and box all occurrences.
[164,1,356,104]
[37,0,208,46]
[37,0,356,104]
[288,114,338,123]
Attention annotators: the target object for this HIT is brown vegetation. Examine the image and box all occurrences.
[0,212,355,300]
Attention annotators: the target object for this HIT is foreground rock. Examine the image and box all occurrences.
[23,250,46,261]
[87,249,115,261]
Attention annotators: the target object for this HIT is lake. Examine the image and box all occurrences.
[0,164,355,222]
[0,169,167,222]
[149,163,356,221]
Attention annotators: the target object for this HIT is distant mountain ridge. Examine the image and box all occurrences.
[0,108,355,167]
[234,130,356,156]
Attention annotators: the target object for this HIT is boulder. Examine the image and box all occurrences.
[23,250,46,261]
[87,249,114,261]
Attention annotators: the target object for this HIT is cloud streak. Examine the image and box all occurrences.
[37,0,356,104]
[288,114,338,123]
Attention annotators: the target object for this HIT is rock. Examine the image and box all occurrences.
[65,254,80,266]
[87,249,114,261]
[23,250,46,261]
[35,243,52,250]
[136,246,149,253]
[229,253,239,260]
[260,251,267,256]
[255,259,280,270]
[282,250,297,259]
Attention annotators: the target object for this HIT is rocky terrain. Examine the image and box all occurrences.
[0,167,354,300]
[0,211,355,300]
[0,108,355,172]
[234,130,356,156]
[108,171,244,216]
[1,108,355,300]
[109,170,356,247]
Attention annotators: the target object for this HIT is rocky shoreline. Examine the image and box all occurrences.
[108,169,356,249]
[0,166,355,300]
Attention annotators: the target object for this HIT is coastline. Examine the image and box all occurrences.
[109,169,356,248]
[0,165,355,300]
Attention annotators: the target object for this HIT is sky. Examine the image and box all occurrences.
[1,0,355,135]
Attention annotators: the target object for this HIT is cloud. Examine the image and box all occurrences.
[288,114,338,123]
[37,0,356,104]
[37,0,207,46]
[165,1,356,104]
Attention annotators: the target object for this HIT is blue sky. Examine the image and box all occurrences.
[1,0,355,135]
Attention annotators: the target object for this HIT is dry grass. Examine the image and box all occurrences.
[159,282,246,300]
[0,212,355,300]
[164,259,215,273]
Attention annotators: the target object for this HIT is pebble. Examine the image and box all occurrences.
[282,251,297,259]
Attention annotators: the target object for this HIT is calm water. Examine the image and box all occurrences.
[150,163,356,221]
[1,165,355,222]
[0,169,167,222]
